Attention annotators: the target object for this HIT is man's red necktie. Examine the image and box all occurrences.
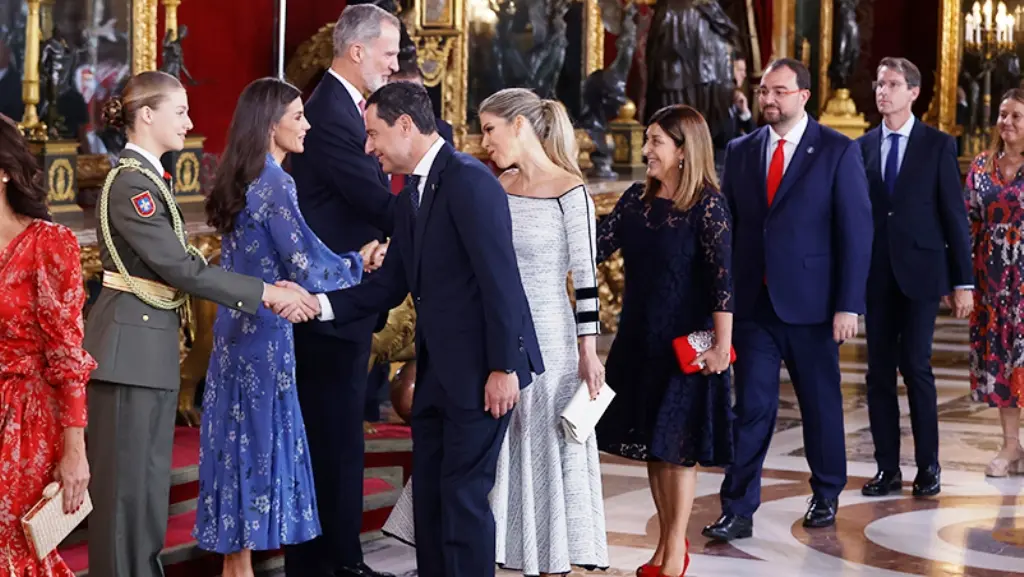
[764,139,786,285]
[390,174,405,195]
[766,139,786,205]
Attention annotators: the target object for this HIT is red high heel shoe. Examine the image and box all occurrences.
[637,563,661,577]
[657,538,691,577]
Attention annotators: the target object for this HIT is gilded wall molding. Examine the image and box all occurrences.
[585,0,604,77]
[818,0,833,106]
[133,0,159,73]
[924,0,961,135]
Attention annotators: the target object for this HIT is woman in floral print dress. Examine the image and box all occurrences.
[966,88,1024,477]
[0,116,96,575]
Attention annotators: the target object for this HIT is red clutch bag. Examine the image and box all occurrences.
[672,330,736,374]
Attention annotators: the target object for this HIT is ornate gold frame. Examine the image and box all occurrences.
[924,0,961,136]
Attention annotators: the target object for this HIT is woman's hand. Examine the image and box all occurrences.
[55,427,89,514]
[694,345,731,375]
[578,337,605,399]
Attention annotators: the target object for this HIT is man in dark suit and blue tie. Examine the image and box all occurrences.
[279,81,543,577]
[286,5,400,577]
[856,57,973,499]
[702,58,873,540]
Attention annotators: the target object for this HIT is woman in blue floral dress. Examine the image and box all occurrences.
[194,78,363,577]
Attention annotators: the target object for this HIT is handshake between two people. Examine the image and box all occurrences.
[262,281,322,323]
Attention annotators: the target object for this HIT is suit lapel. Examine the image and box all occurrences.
[770,119,820,211]
[892,121,924,201]
[863,127,882,183]
[411,142,454,288]
[752,127,769,214]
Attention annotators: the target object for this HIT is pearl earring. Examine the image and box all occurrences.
[1,177,8,183]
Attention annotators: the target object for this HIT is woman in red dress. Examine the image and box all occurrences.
[0,115,95,575]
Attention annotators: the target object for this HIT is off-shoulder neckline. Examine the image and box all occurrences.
[505,183,587,200]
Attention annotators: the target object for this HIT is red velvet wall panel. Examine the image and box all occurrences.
[169,0,347,153]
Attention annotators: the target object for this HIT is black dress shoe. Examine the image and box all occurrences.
[913,464,941,497]
[802,496,838,528]
[337,563,396,577]
[861,470,903,497]
[701,513,753,541]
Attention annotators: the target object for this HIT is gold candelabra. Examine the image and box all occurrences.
[18,0,46,141]
[964,1,1018,141]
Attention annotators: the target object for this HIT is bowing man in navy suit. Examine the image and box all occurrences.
[856,57,973,499]
[277,82,543,577]
[702,58,873,541]
[285,5,400,577]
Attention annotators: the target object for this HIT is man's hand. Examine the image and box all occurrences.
[264,281,320,322]
[833,313,859,343]
[944,288,974,319]
[484,371,520,419]
[359,240,389,272]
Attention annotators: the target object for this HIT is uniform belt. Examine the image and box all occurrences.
[102,270,179,301]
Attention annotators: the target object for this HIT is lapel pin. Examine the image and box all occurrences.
[807,146,815,154]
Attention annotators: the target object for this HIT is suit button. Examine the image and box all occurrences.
[519,346,525,353]
[237,301,244,308]
[415,297,422,304]
[142,314,149,322]
[887,211,894,216]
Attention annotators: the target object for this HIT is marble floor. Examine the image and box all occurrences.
[356,315,1024,576]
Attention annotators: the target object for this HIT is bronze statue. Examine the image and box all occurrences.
[490,0,571,99]
[827,0,859,90]
[40,30,72,138]
[644,0,737,130]
[580,1,638,178]
[160,27,195,84]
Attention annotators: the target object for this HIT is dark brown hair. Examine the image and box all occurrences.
[0,114,51,221]
[102,70,183,133]
[643,104,719,211]
[206,77,302,233]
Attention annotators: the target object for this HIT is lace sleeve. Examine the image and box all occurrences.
[560,186,600,336]
[697,191,734,312]
[965,158,983,246]
[36,224,97,428]
[596,183,640,263]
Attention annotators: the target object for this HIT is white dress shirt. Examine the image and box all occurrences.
[880,114,914,179]
[316,136,446,321]
[765,111,809,177]
[124,142,165,175]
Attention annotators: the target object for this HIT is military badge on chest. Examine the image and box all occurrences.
[131,191,157,218]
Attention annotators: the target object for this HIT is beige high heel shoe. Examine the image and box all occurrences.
[985,437,1024,477]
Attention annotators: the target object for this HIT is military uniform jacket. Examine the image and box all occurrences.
[83,149,264,390]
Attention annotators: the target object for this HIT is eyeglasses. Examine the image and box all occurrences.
[871,80,907,92]
[756,87,803,99]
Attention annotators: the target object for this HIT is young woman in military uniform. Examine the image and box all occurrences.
[82,71,313,577]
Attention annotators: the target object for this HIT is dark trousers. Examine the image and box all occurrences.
[411,356,511,577]
[721,291,847,518]
[87,380,177,577]
[285,332,372,576]
[865,264,941,472]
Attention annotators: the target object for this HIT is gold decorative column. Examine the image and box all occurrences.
[19,0,45,140]
[163,0,182,40]
[133,0,159,72]
[817,0,868,138]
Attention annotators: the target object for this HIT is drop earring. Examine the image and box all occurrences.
[678,159,684,169]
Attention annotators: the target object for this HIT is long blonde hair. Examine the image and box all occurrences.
[478,87,583,179]
[643,104,719,211]
[984,88,1024,174]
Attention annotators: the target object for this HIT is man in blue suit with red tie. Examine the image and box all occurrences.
[856,57,973,499]
[702,58,873,540]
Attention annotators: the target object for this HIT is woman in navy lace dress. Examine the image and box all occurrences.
[194,78,362,577]
[595,105,734,577]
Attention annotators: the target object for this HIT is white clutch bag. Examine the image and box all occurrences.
[21,482,92,560]
[560,381,616,444]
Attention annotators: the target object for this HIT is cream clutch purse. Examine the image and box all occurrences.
[21,482,92,560]
[560,381,616,444]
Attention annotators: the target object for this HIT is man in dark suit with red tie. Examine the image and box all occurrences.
[856,57,973,499]
[287,5,399,577]
[702,58,873,540]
